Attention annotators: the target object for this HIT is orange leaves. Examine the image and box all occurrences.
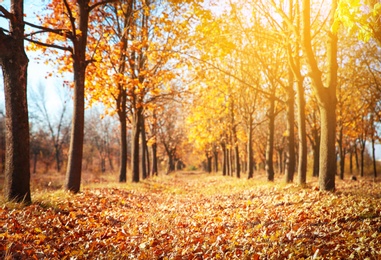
[1,174,381,258]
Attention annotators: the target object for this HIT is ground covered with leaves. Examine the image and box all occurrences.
[1,172,381,259]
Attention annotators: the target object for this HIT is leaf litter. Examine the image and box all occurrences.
[1,172,381,259]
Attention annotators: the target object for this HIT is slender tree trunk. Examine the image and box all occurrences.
[247,124,254,179]
[118,107,127,182]
[65,1,90,193]
[131,108,142,182]
[151,143,158,176]
[207,153,212,173]
[141,116,147,180]
[221,142,227,176]
[296,78,307,185]
[312,139,320,177]
[360,140,365,177]
[234,144,240,178]
[285,71,295,183]
[302,0,337,191]
[338,127,345,180]
[228,146,233,176]
[277,149,283,174]
[266,97,275,182]
[372,136,377,178]
[349,145,353,175]
[355,143,359,173]
[213,146,218,172]
[0,0,31,202]
[145,138,150,177]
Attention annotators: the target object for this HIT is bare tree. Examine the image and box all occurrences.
[29,82,71,173]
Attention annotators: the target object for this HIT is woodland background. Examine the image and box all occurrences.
[0,0,380,188]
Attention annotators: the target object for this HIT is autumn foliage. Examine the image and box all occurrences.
[1,172,381,259]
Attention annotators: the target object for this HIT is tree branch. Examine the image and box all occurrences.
[24,20,74,40]
[89,0,118,12]
[0,5,13,20]
[25,37,73,52]
[63,0,77,38]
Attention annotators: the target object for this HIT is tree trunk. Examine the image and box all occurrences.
[359,139,365,177]
[247,123,254,179]
[338,127,345,180]
[213,146,218,172]
[285,71,295,183]
[349,144,353,175]
[207,153,212,173]
[277,149,283,174]
[312,136,320,177]
[151,142,158,176]
[355,143,359,173]
[65,1,90,193]
[167,150,176,174]
[302,0,337,191]
[221,142,227,176]
[131,107,142,182]
[296,77,307,185]
[141,116,147,180]
[227,146,232,176]
[0,0,31,203]
[318,106,337,190]
[145,137,150,177]
[372,136,377,178]
[266,97,275,182]
[234,144,240,178]
[118,105,127,182]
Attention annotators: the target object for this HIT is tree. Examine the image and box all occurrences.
[27,0,116,193]
[0,0,31,203]
[302,0,338,191]
[29,83,71,173]
[85,0,194,182]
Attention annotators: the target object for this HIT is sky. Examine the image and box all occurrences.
[0,0,70,115]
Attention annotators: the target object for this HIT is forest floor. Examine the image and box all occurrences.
[0,171,381,259]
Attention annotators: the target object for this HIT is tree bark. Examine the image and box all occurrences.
[221,142,227,176]
[118,102,127,182]
[296,76,307,185]
[312,133,320,177]
[372,135,377,178]
[247,122,254,179]
[285,69,296,183]
[131,107,142,182]
[302,0,337,191]
[213,145,218,172]
[338,127,345,180]
[359,139,365,177]
[266,96,275,182]
[151,142,158,176]
[65,1,90,193]
[234,144,240,178]
[141,116,147,179]
[0,0,31,203]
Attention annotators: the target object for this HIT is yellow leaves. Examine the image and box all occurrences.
[335,0,381,42]
[75,29,82,36]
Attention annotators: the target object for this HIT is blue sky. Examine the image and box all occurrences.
[0,0,70,115]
